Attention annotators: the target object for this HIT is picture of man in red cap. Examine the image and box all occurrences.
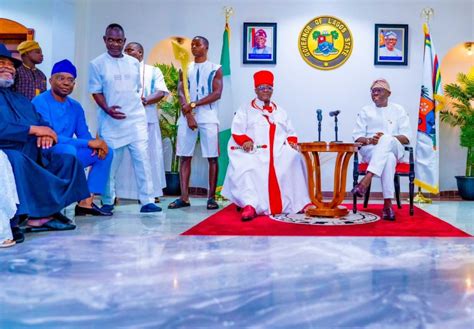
[222,70,311,221]
[251,29,272,55]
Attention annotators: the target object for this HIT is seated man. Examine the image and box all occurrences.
[222,70,311,221]
[33,59,113,216]
[351,79,411,221]
[0,44,90,239]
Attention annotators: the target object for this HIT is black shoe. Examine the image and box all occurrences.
[52,212,75,224]
[382,206,396,221]
[75,203,113,216]
[24,218,76,232]
[11,227,25,244]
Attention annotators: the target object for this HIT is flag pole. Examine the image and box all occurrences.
[223,6,234,24]
[414,7,435,204]
[215,6,234,202]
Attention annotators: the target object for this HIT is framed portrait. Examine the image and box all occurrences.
[243,22,277,64]
[374,24,408,66]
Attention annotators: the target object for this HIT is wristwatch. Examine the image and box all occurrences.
[190,102,197,109]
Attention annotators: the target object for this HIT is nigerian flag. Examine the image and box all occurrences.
[217,21,234,197]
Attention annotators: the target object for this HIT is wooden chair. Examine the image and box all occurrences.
[352,146,415,215]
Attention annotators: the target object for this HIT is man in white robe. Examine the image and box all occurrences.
[351,79,411,221]
[222,70,310,221]
[89,24,161,213]
[116,42,169,202]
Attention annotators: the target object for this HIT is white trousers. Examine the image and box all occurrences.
[102,139,154,205]
[115,123,166,199]
[359,135,405,199]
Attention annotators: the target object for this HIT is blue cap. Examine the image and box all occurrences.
[0,43,22,68]
[51,59,77,78]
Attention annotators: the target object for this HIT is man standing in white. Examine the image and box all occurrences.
[168,36,223,211]
[88,23,161,213]
[115,42,169,202]
[351,79,411,221]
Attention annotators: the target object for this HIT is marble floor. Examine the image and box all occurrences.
[1,198,473,328]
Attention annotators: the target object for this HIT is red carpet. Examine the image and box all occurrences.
[182,204,471,237]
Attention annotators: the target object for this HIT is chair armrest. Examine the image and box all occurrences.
[404,145,414,164]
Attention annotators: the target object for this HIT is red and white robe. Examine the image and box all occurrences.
[222,99,310,215]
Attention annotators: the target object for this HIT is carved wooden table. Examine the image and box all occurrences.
[299,142,359,217]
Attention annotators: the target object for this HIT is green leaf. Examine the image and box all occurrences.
[155,63,182,172]
[443,69,474,175]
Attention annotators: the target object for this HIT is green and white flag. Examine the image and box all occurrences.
[217,21,234,195]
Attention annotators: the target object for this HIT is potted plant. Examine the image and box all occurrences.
[440,68,474,200]
[157,63,181,195]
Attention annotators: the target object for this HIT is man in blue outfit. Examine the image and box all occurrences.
[0,44,89,242]
[33,59,113,216]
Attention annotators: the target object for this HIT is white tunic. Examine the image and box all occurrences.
[140,62,169,123]
[89,53,148,148]
[222,99,310,215]
[352,102,412,145]
[178,61,221,125]
[0,151,18,243]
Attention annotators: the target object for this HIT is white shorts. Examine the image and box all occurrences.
[176,122,219,158]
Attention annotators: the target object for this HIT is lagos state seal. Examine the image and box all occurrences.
[298,16,353,70]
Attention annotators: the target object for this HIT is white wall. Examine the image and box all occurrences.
[3,0,473,192]
[0,0,76,86]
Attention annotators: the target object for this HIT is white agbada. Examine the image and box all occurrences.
[116,62,169,199]
[89,53,148,148]
[222,99,310,215]
[0,151,18,244]
[352,102,412,198]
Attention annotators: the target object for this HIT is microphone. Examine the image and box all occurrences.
[316,109,323,142]
[329,110,341,142]
[316,109,323,121]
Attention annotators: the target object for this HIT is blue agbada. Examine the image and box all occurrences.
[0,88,89,217]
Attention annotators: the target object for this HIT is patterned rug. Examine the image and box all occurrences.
[182,204,471,237]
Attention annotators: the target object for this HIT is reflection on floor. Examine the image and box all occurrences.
[1,198,473,328]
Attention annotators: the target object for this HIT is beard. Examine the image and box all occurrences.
[0,78,14,88]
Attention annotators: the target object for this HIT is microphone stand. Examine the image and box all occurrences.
[333,113,340,142]
[316,109,322,142]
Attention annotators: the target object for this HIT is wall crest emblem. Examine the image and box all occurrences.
[298,16,353,70]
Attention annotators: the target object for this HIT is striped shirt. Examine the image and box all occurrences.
[12,64,47,101]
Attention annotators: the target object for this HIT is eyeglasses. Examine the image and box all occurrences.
[0,59,14,68]
[371,88,386,94]
[55,75,75,83]
[256,85,273,92]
